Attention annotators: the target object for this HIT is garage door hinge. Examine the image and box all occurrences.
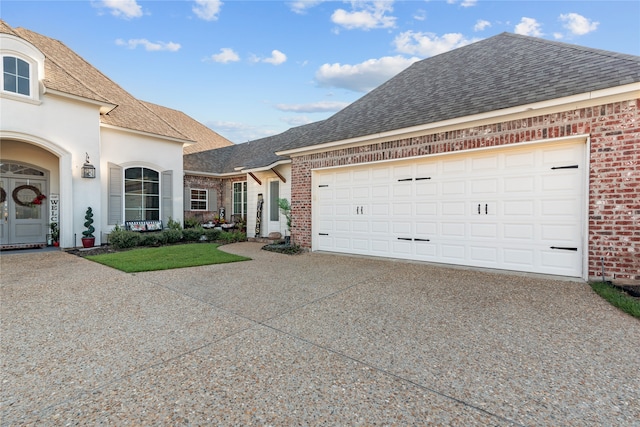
[415,177,431,181]
[550,246,578,251]
[551,165,579,170]
[414,238,430,242]
[398,178,413,182]
[397,237,431,242]
[318,184,329,187]
[319,233,329,236]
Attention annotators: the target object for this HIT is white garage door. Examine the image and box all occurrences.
[313,139,586,277]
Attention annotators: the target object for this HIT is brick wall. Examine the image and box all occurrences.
[290,98,640,280]
[184,175,223,222]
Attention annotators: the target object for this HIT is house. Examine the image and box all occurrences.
[187,33,639,281]
[0,21,231,249]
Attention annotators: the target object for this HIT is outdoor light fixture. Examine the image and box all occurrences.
[81,153,96,178]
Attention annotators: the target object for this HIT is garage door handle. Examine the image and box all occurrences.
[478,204,481,214]
[550,246,578,251]
[551,165,579,170]
[485,204,488,215]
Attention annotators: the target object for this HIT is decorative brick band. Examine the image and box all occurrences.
[291,99,640,280]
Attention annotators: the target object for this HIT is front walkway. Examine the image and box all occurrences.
[1,243,638,425]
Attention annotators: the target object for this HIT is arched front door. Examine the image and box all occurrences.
[0,162,49,246]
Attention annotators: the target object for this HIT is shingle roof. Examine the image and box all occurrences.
[184,121,325,174]
[188,33,639,174]
[279,32,640,150]
[1,21,228,144]
[142,101,233,153]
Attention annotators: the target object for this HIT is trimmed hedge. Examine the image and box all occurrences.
[108,225,246,250]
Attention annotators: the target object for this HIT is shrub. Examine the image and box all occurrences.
[166,217,182,230]
[204,228,221,242]
[219,231,247,244]
[109,227,141,249]
[184,217,201,229]
[183,226,205,242]
[162,228,183,244]
[139,232,161,247]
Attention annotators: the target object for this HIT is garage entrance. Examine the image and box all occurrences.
[312,139,586,277]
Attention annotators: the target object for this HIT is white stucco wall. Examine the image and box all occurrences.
[100,127,185,234]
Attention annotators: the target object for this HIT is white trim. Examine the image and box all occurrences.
[100,123,193,145]
[242,159,291,174]
[183,170,244,178]
[583,135,591,281]
[43,88,116,114]
[183,159,292,178]
[278,83,640,157]
[189,188,209,211]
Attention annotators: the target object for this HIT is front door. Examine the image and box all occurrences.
[267,179,280,234]
[0,162,49,246]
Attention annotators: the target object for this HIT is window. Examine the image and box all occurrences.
[124,167,159,221]
[3,56,30,96]
[269,180,279,222]
[233,181,247,217]
[190,189,208,211]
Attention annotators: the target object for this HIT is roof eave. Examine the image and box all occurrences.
[277,82,640,157]
[100,123,194,145]
[44,87,117,114]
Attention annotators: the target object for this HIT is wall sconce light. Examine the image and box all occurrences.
[81,153,96,178]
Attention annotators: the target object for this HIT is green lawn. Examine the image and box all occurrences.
[589,282,640,319]
[86,243,250,273]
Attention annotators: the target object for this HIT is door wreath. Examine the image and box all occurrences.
[12,184,46,207]
[0,187,5,204]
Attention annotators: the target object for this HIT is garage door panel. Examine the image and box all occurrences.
[504,223,534,240]
[416,202,437,216]
[441,222,465,237]
[470,223,498,238]
[505,151,535,169]
[371,203,390,216]
[443,202,465,215]
[505,176,535,193]
[470,245,498,263]
[314,140,585,277]
[504,200,534,216]
[371,221,389,233]
[443,181,465,195]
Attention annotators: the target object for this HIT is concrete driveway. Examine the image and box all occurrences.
[1,242,638,426]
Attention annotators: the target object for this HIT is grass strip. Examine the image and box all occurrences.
[86,243,250,273]
[589,282,640,319]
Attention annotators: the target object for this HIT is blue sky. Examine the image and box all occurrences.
[2,1,639,143]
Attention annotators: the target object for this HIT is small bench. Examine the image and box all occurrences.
[125,220,163,232]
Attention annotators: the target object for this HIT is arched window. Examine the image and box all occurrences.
[3,56,30,96]
[124,167,159,221]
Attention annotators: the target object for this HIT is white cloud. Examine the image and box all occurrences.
[559,13,599,36]
[331,1,396,30]
[393,31,478,57]
[101,0,142,19]
[553,32,564,40]
[289,0,325,14]
[474,19,491,32]
[315,55,419,93]
[209,47,239,63]
[263,50,287,65]
[115,38,181,52]
[413,9,427,21]
[514,17,543,37]
[274,101,350,113]
[446,0,477,7]
[193,0,223,21]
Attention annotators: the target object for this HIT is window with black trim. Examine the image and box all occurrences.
[190,189,208,211]
[3,56,30,96]
[124,167,159,221]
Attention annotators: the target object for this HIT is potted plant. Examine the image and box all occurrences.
[50,222,59,247]
[278,198,292,244]
[81,206,95,248]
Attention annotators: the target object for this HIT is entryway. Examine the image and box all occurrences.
[0,161,49,247]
